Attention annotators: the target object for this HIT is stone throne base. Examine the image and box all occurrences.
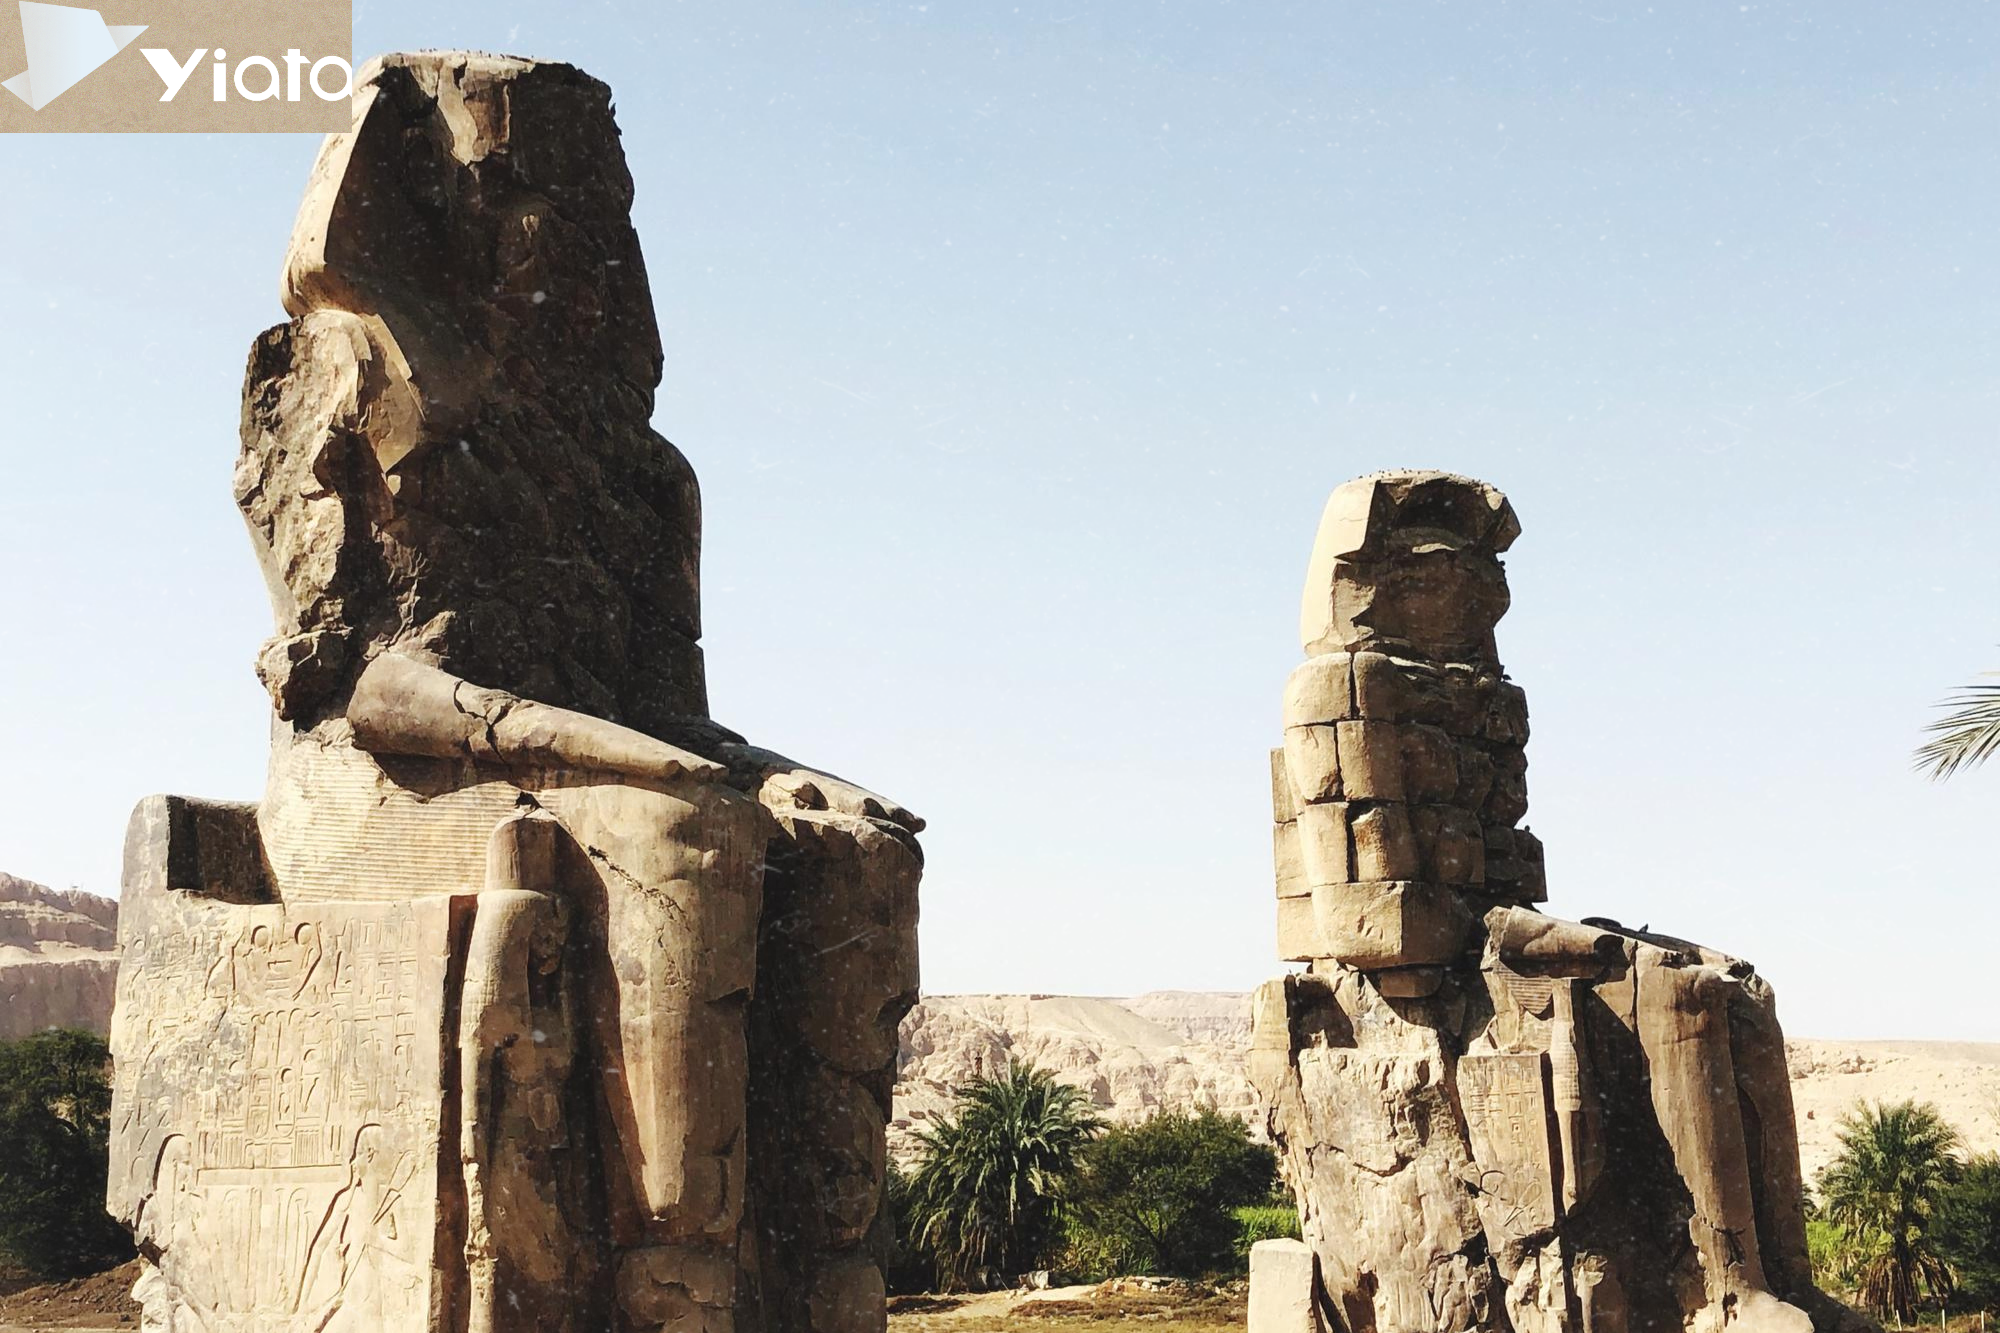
[1246,913,1873,1333]
[109,771,918,1333]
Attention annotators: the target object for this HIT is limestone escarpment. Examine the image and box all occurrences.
[0,872,118,1040]
[891,993,1258,1159]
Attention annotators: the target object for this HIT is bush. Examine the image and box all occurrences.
[0,1029,133,1277]
[1052,1215,1134,1285]
[1232,1203,1301,1260]
[1807,1215,1881,1298]
[1071,1108,1277,1279]
[1936,1154,2000,1311]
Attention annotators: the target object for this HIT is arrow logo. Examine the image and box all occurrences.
[2,2,146,111]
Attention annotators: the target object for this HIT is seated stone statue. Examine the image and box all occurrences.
[1250,471,1870,1333]
[106,53,920,1333]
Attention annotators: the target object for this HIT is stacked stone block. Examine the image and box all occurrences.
[1269,472,1544,992]
[1250,471,1872,1333]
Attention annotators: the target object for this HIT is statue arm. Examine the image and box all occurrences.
[348,653,727,784]
[714,740,925,833]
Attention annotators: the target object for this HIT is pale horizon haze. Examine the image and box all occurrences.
[2,2,1996,1041]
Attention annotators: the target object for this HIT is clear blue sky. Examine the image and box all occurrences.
[2,2,1995,1039]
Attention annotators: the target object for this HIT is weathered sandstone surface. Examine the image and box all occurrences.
[1249,472,1873,1333]
[0,872,118,1040]
[2,929,1989,1198]
[14,935,1981,1198]
[105,53,919,1333]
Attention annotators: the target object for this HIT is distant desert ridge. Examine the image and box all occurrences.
[894,991,2000,1185]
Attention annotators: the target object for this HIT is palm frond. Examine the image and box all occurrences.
[1914,675,2000,780]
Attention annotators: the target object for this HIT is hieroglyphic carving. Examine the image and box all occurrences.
[109,888,454,1331]
[1458,1053,1558,1242]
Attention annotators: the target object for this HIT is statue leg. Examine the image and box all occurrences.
[538,782,768,1333]
[460,812,576,1333]
[745,810,920,1333]
[1632,952,1809,1333]
[1250,970,1503,1333]
[1724,977,1812,1297]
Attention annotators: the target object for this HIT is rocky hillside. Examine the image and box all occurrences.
[893,991,2000,1185]
[892,992,1260,1160]
[0,872,119,1040]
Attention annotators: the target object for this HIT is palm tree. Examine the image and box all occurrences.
[904,1060,1102,1289]
[1914,671,2000,779]
[1815,1100,1963,1323]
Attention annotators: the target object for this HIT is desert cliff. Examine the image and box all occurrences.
[0,873,117,1041]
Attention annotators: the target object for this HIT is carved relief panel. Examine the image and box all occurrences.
[109,889,457,1332]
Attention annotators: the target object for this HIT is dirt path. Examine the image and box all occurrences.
[888,1283,1243,1332]
[0,1261,139,1331]
[0,1267,1244,1332]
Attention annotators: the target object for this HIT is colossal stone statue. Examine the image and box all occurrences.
[105,53,921,1333]
[1249,472,1870,1333]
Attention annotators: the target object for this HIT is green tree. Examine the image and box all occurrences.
[904,1061,1101,1288]
[1072,1107,1278,1278]
[1934,1154,2000,1311]
[0,1029,133,1277]
[1914,671,2000,779]
[1815,1100,1961,1323]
